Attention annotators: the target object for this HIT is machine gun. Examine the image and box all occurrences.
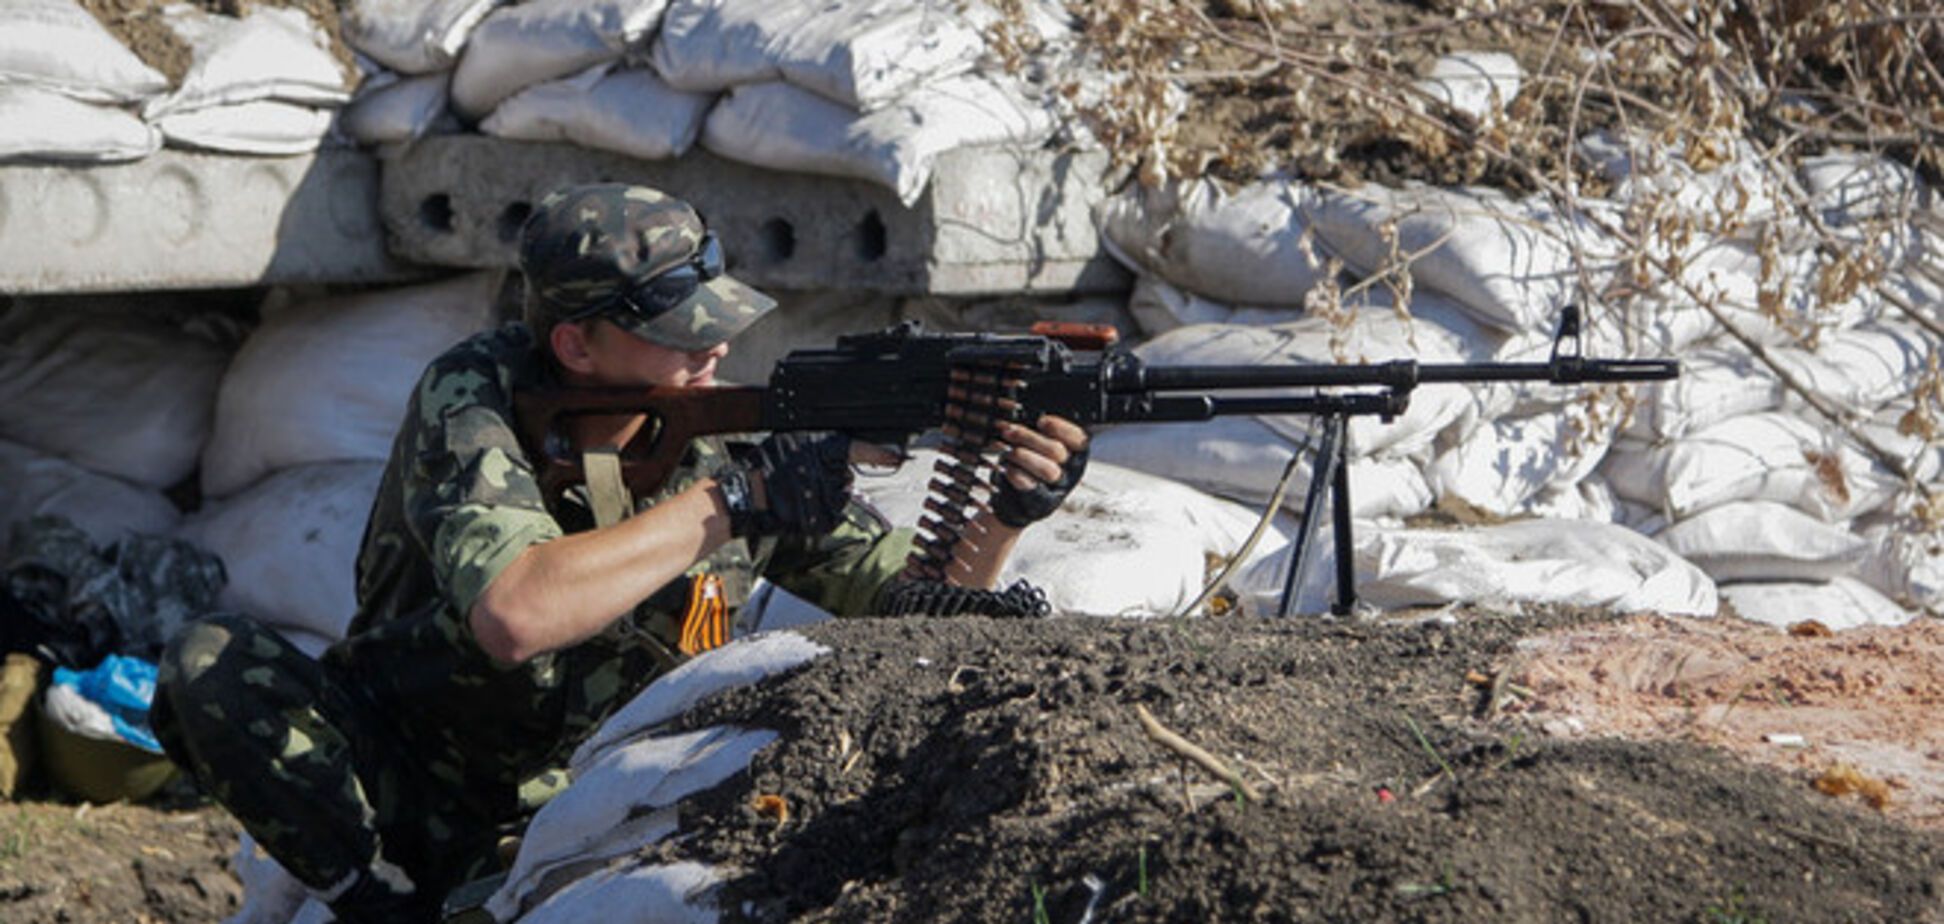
[515,307,1676,616]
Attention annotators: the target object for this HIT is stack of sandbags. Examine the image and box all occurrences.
[668,0,1067,204]
[176,272,503,653]
[336,0,501,146]
[0,0,166,162]
[1591,145,1940,627]
[140,5,356,155]
[0,297,232,559]
[1,0,359,161]
[1087,53,1939,624]
[342,0,1070,204]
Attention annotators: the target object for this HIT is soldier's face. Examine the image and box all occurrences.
[577,319,729,388]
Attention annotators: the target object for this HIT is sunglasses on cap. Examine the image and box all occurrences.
[563,233,726,325]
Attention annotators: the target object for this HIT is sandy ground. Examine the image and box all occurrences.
[1510,615,1944,829]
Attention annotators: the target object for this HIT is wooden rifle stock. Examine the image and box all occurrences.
[513,385,767,504]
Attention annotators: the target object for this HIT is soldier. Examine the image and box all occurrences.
[151,185,1089,923]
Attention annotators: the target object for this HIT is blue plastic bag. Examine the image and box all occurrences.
[50,654,162,754]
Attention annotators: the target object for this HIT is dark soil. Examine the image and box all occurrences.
[652,609,1944,923]
[0,792,242,923]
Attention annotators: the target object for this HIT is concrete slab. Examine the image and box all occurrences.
[0,148,415,294]
[379,137,1129,296]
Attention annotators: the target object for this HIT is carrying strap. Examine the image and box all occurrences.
[581,447,633,530]
[582,446,734,662]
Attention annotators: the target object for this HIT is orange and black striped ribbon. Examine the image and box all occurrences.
[676,573,730,656]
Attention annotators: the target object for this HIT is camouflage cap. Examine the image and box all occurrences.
[519,184,776,352]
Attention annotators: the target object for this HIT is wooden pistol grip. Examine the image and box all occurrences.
[1030,321,1120,350]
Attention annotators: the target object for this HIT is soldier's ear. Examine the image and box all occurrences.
[550,320,599,376]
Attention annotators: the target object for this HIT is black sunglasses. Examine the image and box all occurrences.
[564,233,725,324]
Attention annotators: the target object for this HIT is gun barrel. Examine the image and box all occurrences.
[1134,357,1678,392]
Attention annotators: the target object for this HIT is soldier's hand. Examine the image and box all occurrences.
[718,431,854,537]
[988,414,1089,529]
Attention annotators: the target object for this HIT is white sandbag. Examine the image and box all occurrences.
[1521,474,1619,523]
[1720,576,1914,631]
[1800,152,1926,228]
[144,5,352,118]
[855,452,1289,617]
[1124,275,1301,336]
[1656,501,1868,583]
[339,71,452,145]
[342,0,500,74]
[495,727,765,921]
[0,86,161,162]
[648,0,818,93]
[495,809,681,923]
[1855,399,1944,484]
[0,439,180,562]
[1413,52,1521,122]
[700,75,1052,207]
[570,631,829,771]
[152,99,337,155]
[517,862,717,924]
[1356,519,1719,616]
[1621,345,1781,441]
[1659,238,1878,345]
[1308,184,1590,333]
[1583,131,1786,237]
[1130,313,1487,458]
[175,461,382,641]
[1771,320,1934,415]
[773,0,983,110]
[1856,523,1943,615]
[200,272,502,499]
[0,0,169,102]
[737,579,833,634]
[481,64,710,161]
[1586,279,1821,360]
[1097,179,1332,308]
[1090,417,1433,521]
[1428,404,1615,517]
[0,298,229,488]
[448,0,669,120]
[1601,411,1903,522]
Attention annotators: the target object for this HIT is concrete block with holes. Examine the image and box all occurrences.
[378,137,1128,296]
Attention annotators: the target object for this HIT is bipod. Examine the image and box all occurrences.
[1275,404,1368,617]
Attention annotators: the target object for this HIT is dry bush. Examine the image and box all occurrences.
[1024,0,1943,513]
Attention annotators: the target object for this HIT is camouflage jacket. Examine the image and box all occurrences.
[322,323,913,815]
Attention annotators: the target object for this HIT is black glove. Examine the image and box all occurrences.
[989,443,1088,529]
[716,432,854,538]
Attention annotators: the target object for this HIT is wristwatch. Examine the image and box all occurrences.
[713,466,758,536]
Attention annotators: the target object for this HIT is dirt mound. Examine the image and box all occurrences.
[656,610,1944,923]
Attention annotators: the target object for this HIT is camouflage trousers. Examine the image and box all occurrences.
[152,614,521,924]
